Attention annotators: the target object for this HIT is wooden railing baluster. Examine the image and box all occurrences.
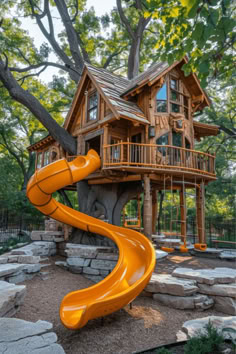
[102,143,216,176]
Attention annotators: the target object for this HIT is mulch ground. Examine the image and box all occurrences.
[15,254,236,354]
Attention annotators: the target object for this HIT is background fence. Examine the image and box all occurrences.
[157,216,236,248]
[0,212,44,243]
[1,209,235,249]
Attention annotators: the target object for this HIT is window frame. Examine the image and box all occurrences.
[156,74,190,118]
[87,90,99,123]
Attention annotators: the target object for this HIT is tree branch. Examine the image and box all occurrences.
[9,61,70,74]
[102,47,127,69]
[28,0,81,83]
[0,127,27,177]
[54,0,85,71]
[116,0,135,40]
[0,56,77,155]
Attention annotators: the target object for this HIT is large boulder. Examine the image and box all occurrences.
[0,281,26,317]
[181,316,236,340]
[153,293,213,310]
[146,274,198,296]
[172,267,236,285]
[0,318,65,353]
[212,296,236,315]
[198,283,236,298]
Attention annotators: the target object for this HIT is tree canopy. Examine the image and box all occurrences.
[144,0,235,86]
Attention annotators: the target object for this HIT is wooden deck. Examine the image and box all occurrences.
[103,143,216,179]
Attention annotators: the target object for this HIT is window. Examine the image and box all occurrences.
[172,131,182,147]
[170,76,181,113]
[170,78,178,90]
[43,150,50,166]
[37,152,42,169]
[156,133,168,156]
[156,75,189,118]
[156,83,167,112]
[87,92,98,121]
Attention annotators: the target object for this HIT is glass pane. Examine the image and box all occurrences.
[156,133,168,156]
[171,90,179,101]
[171,103,180,113]
[172,131,182,147]
[37,153,42,168]
[89,93,98,109]
[44,151,49,165]
[88,107,97,120]
[156,133,168,146]
[157,100,167,112]
[170,79,178,90]
[156,83,167,100]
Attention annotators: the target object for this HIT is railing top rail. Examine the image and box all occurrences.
[104,143,215,159]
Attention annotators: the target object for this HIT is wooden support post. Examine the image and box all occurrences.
[180,187,187,243]
[143,175,152,240]
[196,182,206,244]
[152,190,158,234]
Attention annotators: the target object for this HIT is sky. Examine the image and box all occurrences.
[20,0,117,82]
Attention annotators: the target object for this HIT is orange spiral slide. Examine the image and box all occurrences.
[26,150,156,330]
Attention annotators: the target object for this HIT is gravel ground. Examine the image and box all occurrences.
[15,254,236,354]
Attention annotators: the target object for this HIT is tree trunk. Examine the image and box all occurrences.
[127,37,141,79]
[70,180,142,246]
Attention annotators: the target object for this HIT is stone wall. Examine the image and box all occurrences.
[56,244,119,283]
[144,267,236,315]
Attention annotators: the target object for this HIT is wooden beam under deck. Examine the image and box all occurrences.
[103,166,216,182]
[87,174,142,185]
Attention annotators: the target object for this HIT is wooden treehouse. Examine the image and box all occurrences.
[28,58,219,248]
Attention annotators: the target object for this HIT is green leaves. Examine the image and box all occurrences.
[146,0,235,85]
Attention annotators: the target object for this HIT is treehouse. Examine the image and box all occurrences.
[28,58,219,246]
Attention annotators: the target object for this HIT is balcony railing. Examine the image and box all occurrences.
[103,143,216,176]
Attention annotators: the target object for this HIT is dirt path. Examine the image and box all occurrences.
[15,255,236,354]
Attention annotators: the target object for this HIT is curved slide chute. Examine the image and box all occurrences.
[27,150,156,330]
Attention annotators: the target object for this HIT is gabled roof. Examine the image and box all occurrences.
[85,63,149,124]
[122,58,210,108]
[27,135,55,152]
[64,63,150,131]
[122,61,170,96]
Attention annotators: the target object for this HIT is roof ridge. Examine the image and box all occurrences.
[84,61,130,83]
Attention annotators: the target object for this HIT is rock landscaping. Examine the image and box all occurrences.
[145,267,236,315]
[177,315,236,341]
[56,243,118,282]
[56,243,169,283]
[0,263,41,284]
[0,318,65,354]
[0,281,26,317]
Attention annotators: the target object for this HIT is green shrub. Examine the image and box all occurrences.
[155,348,172,354]
[184,321,224,354]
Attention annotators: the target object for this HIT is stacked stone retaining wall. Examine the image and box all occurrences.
[56,244,119,283]
[144,267,236,315]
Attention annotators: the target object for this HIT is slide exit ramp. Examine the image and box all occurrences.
[27,150,156,329]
